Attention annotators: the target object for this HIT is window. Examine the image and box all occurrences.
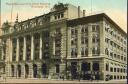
[105,38,109,43]
[120,76,122,79]
[117,68,119,72]
[110,41,113,46]
[106,64,109,71]
[117,55,120,59]
[121,68,123,73]
[124,57,126,61]
[81,26,88,33]
[110,67,113,72]
[105,48,109,55]
[93,62,99,71]
[121,56,123,60]
[56,64,60,73]
[114,43,116,47]
[117,76,119,79]
[92,47,100,55]
[81,47,88,56]
[123,76,125,79]
[60,13,64,18]
[114,54,116,58]
[124,41,126,45]
[92,37,99,43]
[54,15,57,19]
[58,14,60,19]
[110,52,113,58]
[123,69,125,73]
[71,48,77,57]
[92,25,99,32]
[114,75,116,79]
[110,31,113,35]
[114,68,116,72]
[71,29,77,35]
[124,49,126,52]
[81,47,84,56]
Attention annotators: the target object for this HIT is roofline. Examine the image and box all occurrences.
[67,13,127,36]
[102,13,127,36]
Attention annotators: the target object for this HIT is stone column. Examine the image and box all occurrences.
[90,62,93,71]
[15,64,18,78]
[23,36,26,61]
[20,64,25,78]
[53,37,55,56]
[67,27,71,58]
[16,38,19,61]
[88,24,92,57]
[77,26,81,58]
[29,63,33,78]
[31,35,34,60]
[39,33,42,59]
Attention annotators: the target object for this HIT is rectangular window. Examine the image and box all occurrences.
[117,68,119,72]
[61,13,64,18]
[56,64,60,73]
[114,75,116,79]
[110,67,113,72]
[93,62,99,71]
[114,68,116,72]
[92,25,99,32]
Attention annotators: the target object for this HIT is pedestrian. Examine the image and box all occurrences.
[90,75,93,81]
[93,75,95,80]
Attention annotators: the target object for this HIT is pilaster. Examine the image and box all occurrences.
[16,38,19,61]
[88,24,92,57]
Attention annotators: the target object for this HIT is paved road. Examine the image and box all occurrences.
[0,78,127,84]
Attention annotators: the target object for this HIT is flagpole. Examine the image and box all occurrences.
[11,0,14,22]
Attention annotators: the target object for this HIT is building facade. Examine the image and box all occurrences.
[0,3,127,80]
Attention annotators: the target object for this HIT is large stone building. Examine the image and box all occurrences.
[0,3,127,80]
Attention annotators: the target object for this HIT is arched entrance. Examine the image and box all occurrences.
[92,62,100,80]
[25,64,29,78]
[11,65,14,77]
[17,65,21,77]
[42,64,47,77]
[81,62,90,80]
[71,62,77,79]
[33,64,38,78]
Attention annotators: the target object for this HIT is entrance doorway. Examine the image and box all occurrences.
[81,62,90,80]
[33,64,38,78]
[71,62,77,79]
[11,65,15,77]
[17,65,21,77]
[42,64,47,77]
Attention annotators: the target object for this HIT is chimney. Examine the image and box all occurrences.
[83,10,86,17]
[78,6,80,18]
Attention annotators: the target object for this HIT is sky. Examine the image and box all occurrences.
[0,0,127,32]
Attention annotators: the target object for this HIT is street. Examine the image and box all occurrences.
[0,78,127,84]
